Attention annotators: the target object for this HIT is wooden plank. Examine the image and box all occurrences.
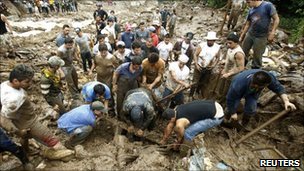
[258,91,277,107]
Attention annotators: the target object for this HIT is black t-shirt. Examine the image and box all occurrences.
[94,9,108,21]
[176,100,216,124]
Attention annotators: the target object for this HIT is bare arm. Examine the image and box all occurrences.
[279,94,296,111]
[268,14,280,42]
[194,46,202,71]
[160,118,176,144]
[223,52,244,78]
[89,60,96,75]
[112,71,119,92]
[174,121,186,144]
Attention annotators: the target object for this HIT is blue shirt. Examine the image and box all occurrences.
[81,81,111,102]
[246,1,277,37]
[57,105,96,134]
[55,33,66,47]
[115,62,142,80]
[121,32,135,49]
[226,69,285,115]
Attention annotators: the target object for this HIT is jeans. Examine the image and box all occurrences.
[226,93,258,117]
[80,51,92,72]
[163,87,184,107]
[0,128,29,164]
[69,125,93,146]
[45,92,66,115]
[62,66,79,100]
[242,33,267,69]
[184,117,223,141]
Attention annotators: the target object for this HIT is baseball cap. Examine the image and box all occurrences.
[96,2,102,7]
[185,32,194,40]
[48,56,65,67]
[227,32,239,43]
[91,101,107,113]
[116,41,125,47]
[148,26,156,32]
[178,54,189,63]
[75,27,81,33]
[107,17,114,22]
[125,24,132,31]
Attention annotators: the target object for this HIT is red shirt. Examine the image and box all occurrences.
[151,33,159,47]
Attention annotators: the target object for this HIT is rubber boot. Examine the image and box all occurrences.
[241,115,252,131]
[14,146,29,164]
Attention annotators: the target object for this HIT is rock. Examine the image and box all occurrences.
[276,29,289,43]
[36,161,46,170]
[74,145,90,159]
[113,135,128,148]
[288,125,304,137]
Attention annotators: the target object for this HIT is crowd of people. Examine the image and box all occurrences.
[23,0,78,15]
[0,0,298,169]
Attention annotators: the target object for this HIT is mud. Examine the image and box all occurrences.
[0,0,303,170]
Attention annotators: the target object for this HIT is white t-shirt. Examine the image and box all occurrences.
[93,42,112,55]
[165,61,190,91]
[75,34,90,53]
[181,41,189,55]
[0,81,27,118]
[102,25,116,40]
[198,42,220,67]
[157,41,173,61]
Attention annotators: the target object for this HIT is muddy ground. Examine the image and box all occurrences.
[0,0,304,170]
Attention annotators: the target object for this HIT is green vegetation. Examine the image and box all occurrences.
[270,0,304,43]
[203,0,304,43]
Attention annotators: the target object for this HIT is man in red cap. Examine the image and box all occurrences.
[121,24,135,49]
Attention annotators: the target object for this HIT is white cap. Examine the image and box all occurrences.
[100,29,109,35]
[152,20,160,26]
[178,54,189,63]
[148,26,156,32]
[204,31,218,40]
[116,41,125,47]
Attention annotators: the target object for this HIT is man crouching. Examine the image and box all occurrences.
[160,100,224,150]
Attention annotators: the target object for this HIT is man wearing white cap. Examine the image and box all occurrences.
[190,31,221,99]
[163,54,190,108]
[113,41,131,64]
[41,56,67,115]
[148,26,159,47]
[93,34,112,56]
[172,32,195,69]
